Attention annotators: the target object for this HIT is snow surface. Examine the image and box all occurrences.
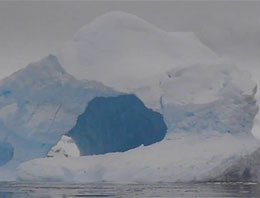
[17,132,259,183]
[47,136,80,158]
[58,11,218,93]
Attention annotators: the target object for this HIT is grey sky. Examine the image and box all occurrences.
[0,1,260,83]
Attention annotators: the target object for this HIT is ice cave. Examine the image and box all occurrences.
[0,141,14,166]
[67,94,167,155]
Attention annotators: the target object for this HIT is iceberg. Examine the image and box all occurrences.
[16,11,260,183]
[0,11,257,182]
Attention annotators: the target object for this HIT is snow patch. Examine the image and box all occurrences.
[48,136,80,158]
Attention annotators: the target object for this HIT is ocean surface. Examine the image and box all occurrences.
[0,182,260,197]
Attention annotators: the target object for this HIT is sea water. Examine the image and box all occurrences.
[0,182,260,197]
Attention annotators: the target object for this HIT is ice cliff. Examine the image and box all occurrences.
[206,146,260,182]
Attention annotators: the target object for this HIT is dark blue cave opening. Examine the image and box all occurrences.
[67,94,167,156]
[0,141,14,166]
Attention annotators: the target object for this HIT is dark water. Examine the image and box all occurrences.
[0,182,260,198]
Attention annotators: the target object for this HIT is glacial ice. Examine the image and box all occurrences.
[17,132,259,183]
[0,11,258,182]
[57,11,258,136]
[0,55,117,166]
[67,94,167,155]
[204,145,260,183]
[0,141,13,166]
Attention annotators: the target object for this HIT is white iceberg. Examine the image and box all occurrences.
[16,11,259,183]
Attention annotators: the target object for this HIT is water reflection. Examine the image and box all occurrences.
[0,182,260,197]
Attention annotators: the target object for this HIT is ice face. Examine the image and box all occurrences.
[0,55,117,165]
[163,95,258,134]
[67,94,167,155]
[132,63,258,135]
[208,147,260,183]
[0,141,13,166]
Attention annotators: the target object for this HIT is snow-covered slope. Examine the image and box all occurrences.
[0,55,116,166]
[58,11,218,93]
[17,132,259,183]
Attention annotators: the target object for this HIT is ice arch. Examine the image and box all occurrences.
[67,94,167,155]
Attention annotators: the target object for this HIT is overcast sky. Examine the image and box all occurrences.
[0,1,260,83]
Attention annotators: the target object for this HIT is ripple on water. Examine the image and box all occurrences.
[0,182,260,197]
